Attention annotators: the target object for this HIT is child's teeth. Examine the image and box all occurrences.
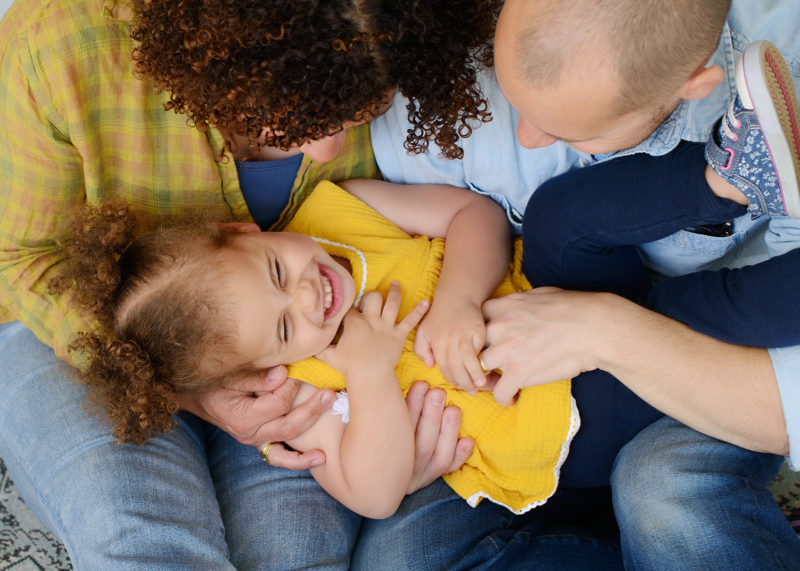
[321,274,333,311]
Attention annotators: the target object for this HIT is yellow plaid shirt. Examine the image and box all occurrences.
[0,0,380,359]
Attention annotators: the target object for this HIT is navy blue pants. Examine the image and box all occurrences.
[524,141,800,487]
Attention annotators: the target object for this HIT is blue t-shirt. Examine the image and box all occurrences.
[235,153,303,229]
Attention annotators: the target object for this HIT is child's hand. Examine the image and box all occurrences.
[413,297,487,393]
[317,282,428,378]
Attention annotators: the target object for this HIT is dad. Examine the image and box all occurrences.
[373,0,800,567]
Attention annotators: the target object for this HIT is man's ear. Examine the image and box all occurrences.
[678,64,725,101]
[218,221,261,233]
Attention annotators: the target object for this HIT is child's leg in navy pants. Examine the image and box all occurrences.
[522,140,800,347]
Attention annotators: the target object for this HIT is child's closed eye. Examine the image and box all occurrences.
[273,257,286,288]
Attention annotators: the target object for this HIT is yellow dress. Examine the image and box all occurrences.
[286,181,578,513]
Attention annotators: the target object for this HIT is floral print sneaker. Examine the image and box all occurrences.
[705,40,800,218]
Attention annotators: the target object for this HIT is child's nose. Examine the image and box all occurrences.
[292,278,318,317]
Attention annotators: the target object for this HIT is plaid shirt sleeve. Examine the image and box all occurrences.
[0,1,98,358]
[0,0,381,361]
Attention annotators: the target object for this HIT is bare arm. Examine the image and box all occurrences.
[341,179,510,390]
[481,288,788,454]
[288,285,426,518]
[593,293,786,454]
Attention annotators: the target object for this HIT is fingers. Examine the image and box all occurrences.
[408,403,472,493]
[248,387,335,444]
[405,380,430,428]
[399,298,429,335]
[380,281,403,319]
[463,351,487,389]
[263,444,326,471]
[492,376,520,407]
[413,330,436,368]
[430,406,466,470]
[358,289,384,314]
[359,282,427,340]
[458,331,488,389]
[449,437,475,474]
[230,377,300,437]
[437,337,480,394]
[481,295,506,322]
[481,371,502,392]
[479,341,518,406]
[265,364,289,385]
[412,387,447,460]
[229,365,290,395]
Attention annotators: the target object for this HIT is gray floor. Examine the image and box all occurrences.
[0,458,72,571]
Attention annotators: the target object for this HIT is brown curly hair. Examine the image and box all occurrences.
[130,0,501,159]
[51,203,251,444]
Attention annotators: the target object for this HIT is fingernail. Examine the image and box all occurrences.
[311,458,324,467]
[431,391,445,406]
[321,391,335,406]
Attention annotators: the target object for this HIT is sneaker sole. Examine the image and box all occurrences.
[738,40,800,218]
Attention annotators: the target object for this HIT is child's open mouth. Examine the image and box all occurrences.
[319,263,343,321]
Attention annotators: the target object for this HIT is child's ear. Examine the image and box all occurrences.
[218,221,261,233]
[678,64,725,101]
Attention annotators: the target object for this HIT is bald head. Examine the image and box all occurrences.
[498,0,731,114]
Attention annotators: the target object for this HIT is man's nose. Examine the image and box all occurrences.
[515,115,557,149]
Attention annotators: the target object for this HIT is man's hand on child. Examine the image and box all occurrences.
[482,287,607,406]
[318,282,428,377]
[175,366,335,469]
[413,298,488,393]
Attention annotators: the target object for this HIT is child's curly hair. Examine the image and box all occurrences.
[52,203,247,445]
[130,0,501,160]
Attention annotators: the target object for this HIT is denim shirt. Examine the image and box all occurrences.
[371,0,800,467]
[372,81,584,234]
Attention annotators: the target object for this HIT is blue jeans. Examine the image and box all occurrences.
[0,321,626,569]
[614,417,800,569]
[0,321,360,569]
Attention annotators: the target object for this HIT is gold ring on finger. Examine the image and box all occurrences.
[259,442,276,465]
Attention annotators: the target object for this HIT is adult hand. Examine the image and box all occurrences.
[404,381,474,493]
[481,287,611,405]
[176,364,336,470]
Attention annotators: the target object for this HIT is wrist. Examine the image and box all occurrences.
[584,292,635,373]
[592,293,666,376]
[344,363,397,384]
